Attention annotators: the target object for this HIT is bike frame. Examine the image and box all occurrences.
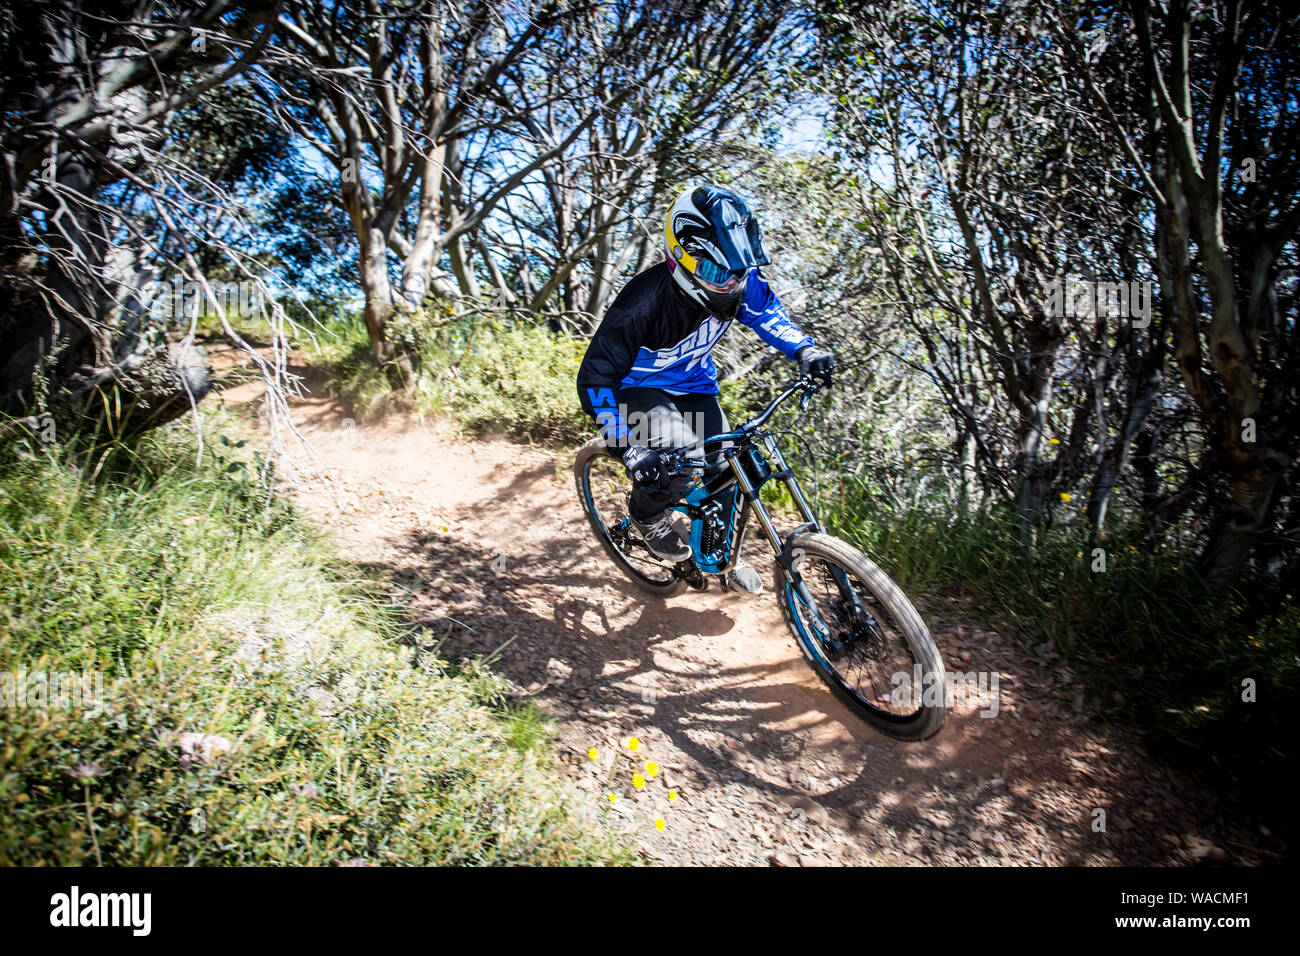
[664,423,819,572]
[658,376,863,637]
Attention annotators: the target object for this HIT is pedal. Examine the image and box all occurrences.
[675,558,708,591]
[722,561,764,594]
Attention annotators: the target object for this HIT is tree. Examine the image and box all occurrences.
[1067,0,1300,588]
[0,0,288,437]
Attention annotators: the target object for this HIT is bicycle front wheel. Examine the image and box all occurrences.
[776,532,947,740]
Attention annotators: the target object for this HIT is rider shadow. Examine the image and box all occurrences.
[544,594,739,704]
[364,520,745,704]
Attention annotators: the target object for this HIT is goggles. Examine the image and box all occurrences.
[695,258,747,295]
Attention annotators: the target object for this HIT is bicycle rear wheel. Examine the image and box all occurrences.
[776,532,947,740]
[574,438,687,597]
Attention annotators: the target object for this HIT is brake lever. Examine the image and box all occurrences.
[799,374,822,412]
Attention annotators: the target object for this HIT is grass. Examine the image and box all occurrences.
[310,311,591,443]
[824,495,1299,842]
[0,419,631,866]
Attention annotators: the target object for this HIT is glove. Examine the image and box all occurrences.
[622,444,666,487]
[796,345,836,385]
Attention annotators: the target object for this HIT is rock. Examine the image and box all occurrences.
[175,732,233,767]
[1190,844,1228,863]
[791,796,829,826]
[771,851,799,867]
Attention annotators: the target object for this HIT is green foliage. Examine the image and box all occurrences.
[311,311,591,443]
[423,319,590,443]
[830,495,1299,835]
[309,313,396,421]
[0,424,630,865]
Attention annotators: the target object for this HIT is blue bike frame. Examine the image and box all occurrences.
[661,377,826,577]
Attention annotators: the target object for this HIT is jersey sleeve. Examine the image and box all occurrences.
[576,301,641,447]
[735,270,814,359]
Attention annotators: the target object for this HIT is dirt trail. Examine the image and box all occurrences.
[211,341,1258,866]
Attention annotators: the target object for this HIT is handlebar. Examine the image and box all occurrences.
[658,374,825,472]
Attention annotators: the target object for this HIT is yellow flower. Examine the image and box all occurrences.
[587,747,599,761]
[654,817,666,832]
[632,773,646,790]
[668,790,678,801]
[645,761,659,778]
[625,736,641,753]
[1059,493,1072,503]
[607,793,617,804]
[1076,552,1083,558]
[1049,438,1061,445]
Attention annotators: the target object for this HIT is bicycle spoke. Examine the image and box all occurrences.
[585,457,677,585]
[794,557,923,717]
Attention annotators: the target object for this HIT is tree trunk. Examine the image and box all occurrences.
[1199,465,1284,588]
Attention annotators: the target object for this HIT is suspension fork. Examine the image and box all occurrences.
[762,437,873,632]
[763,436,821,531]
[726,444,837,638]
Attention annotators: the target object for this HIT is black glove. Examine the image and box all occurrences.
[796,345,836,385]
[622,444,666,487]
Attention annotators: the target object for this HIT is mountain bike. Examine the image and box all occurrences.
[574,375,947,741]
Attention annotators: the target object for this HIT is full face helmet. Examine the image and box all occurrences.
[664,185,771,315]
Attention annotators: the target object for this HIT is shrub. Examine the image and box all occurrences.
[0,422,630,865]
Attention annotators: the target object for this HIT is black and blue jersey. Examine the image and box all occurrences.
[577,261,812,442]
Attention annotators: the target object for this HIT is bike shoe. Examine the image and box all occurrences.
[724,559,765,595]
[631,512,692,562]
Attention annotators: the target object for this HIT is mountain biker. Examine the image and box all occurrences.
[576,184,835,593]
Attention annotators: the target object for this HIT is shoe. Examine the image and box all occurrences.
[631,511,693,561]
[725,559,764,595]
